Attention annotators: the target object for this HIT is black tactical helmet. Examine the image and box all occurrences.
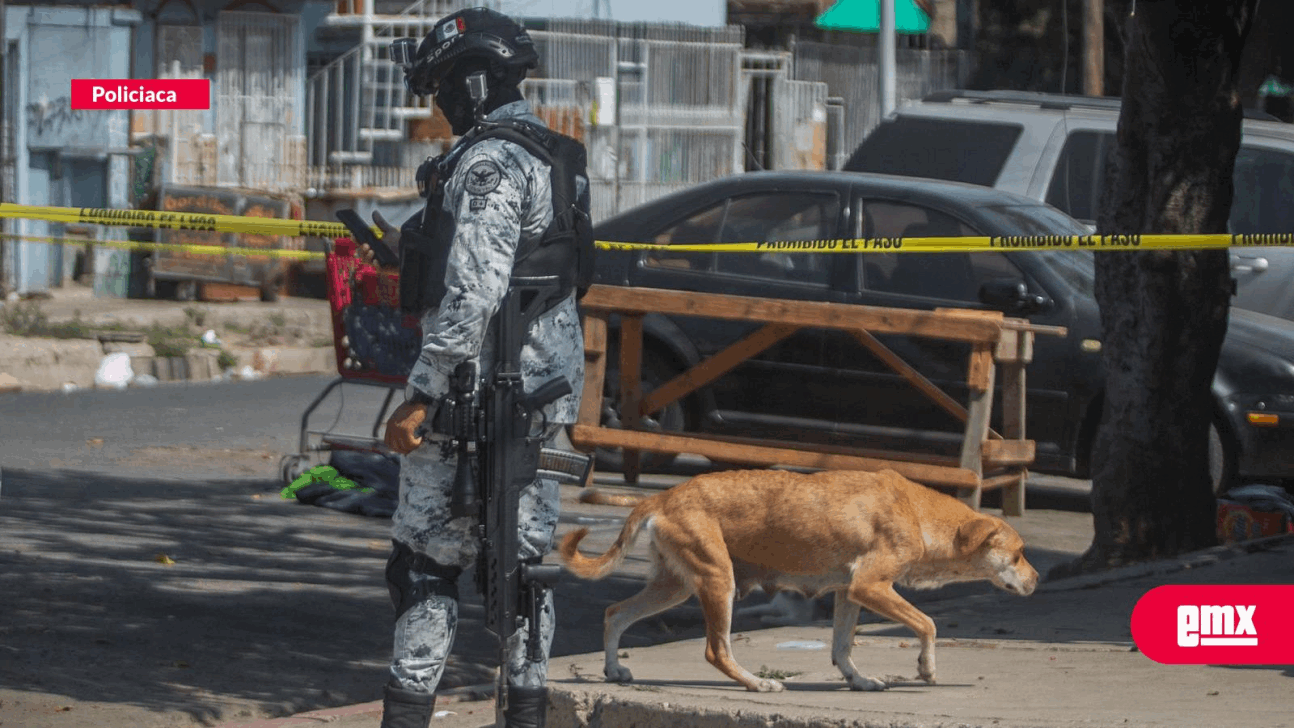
[391,7,538,97]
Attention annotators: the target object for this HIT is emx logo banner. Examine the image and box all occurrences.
[1131,585,1294,664]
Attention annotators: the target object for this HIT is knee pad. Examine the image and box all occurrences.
[386,540,463,620]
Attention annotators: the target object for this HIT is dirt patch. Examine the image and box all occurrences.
[116,446,283,477]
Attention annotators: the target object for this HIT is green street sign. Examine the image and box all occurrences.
[815,0,931,34]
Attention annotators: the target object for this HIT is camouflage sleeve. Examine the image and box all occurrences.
[405,141,533,399]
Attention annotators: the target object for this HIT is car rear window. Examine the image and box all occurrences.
[1045,131,1116,223]
[844,117,1023,187]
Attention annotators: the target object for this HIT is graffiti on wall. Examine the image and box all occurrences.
[26,94,128,149]
[27,96,87,137]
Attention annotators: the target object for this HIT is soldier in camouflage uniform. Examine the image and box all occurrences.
[365,8,587,728]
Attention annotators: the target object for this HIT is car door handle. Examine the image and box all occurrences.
[1232,255,1269,274]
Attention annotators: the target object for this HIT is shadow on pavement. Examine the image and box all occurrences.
[0,467,691,725]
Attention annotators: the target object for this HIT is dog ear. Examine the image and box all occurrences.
[955,518,1000,555]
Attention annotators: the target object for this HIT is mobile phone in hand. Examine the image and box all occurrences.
[337,209,399,267]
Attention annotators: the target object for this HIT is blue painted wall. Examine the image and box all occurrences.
[5,5,138,293]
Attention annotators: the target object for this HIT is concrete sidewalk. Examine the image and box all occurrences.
[545,537,1294,728]
[214,534,1294,728]
[0,285,337,392]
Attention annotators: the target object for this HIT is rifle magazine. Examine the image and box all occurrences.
[537,447,592,485]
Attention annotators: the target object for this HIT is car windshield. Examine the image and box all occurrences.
[1036,249,1095,296]
[976,204,1093,236]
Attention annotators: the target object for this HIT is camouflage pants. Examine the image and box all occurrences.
[388,425,562,695]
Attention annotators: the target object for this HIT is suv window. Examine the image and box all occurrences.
[1045,131,1116,223]
[845,118,1023,187]
[1045,132,1294,233]
[645,191,838,286]
[1231,146,1294,233]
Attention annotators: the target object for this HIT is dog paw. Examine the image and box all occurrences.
[848,675,888,692]
[749,678,785,693]
[604,665,634,683]
[918,656,936,684]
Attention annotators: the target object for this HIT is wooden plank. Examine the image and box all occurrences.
[967,343,995,392]
[640,323,798,417]
[982,438,1035,468]
[580,285,1002,343]
[956,356,996,510]
[995,328,1036,364]
[620,315,644,485]
[576,314,608,429]
[569,425,982,489]
[933,307,1004,321]
[676,430,964,468]
[1000,472,1027,516]
[981,470,1028,492]
[1002,319,1068,338]
[849,328,1002,440]
[998,330,1031,517]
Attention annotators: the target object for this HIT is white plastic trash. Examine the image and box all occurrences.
[201,329,222,346]
[133,373,160,387]
[95,352,135,390]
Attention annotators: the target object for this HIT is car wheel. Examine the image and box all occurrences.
[595,349,686,473]
[1208,419,1238,496]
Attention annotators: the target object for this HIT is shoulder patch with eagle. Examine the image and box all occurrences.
[464,159,502,196]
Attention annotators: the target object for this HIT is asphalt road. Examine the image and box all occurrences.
[0,376,725,727]
[0,375,1093,728]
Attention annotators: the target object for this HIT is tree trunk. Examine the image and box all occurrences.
[1063,1,1258,574]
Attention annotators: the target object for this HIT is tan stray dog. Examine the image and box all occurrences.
[559,468,1039,692]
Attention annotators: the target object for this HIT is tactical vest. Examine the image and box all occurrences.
[398,118,595,315]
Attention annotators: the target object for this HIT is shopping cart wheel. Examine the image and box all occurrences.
[279,454,310,485]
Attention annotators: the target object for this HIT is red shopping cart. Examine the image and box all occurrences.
[277,237,593,488]
[277,237,422,484]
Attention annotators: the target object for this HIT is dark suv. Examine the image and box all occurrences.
[845,89,1294,322]
[592,170,1294,492]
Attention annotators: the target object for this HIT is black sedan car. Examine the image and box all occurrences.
[591,170,1294,493]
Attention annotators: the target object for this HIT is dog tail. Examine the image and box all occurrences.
[558,502,652,580]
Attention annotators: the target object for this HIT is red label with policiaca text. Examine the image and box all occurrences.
[71,79,210,110]
[1131,584,1294,664]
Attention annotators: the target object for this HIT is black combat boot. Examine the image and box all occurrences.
[380,682,436,728]
[502,685,548,728]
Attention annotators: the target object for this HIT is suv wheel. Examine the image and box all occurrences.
[595,349,686,473]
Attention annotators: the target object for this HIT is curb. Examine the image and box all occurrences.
[1037,530,1294,593]
[0,333,336,393]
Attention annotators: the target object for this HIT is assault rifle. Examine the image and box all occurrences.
[430,276,592,727]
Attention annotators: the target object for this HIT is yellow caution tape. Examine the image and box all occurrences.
[0,233,326,261]
[2,202,1293,254]
[0,203,356,239]
[600,233,1294,253]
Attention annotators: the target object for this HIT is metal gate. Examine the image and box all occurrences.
[216,12,305,191]
[792,39,970,161]
[529,21,746,221]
